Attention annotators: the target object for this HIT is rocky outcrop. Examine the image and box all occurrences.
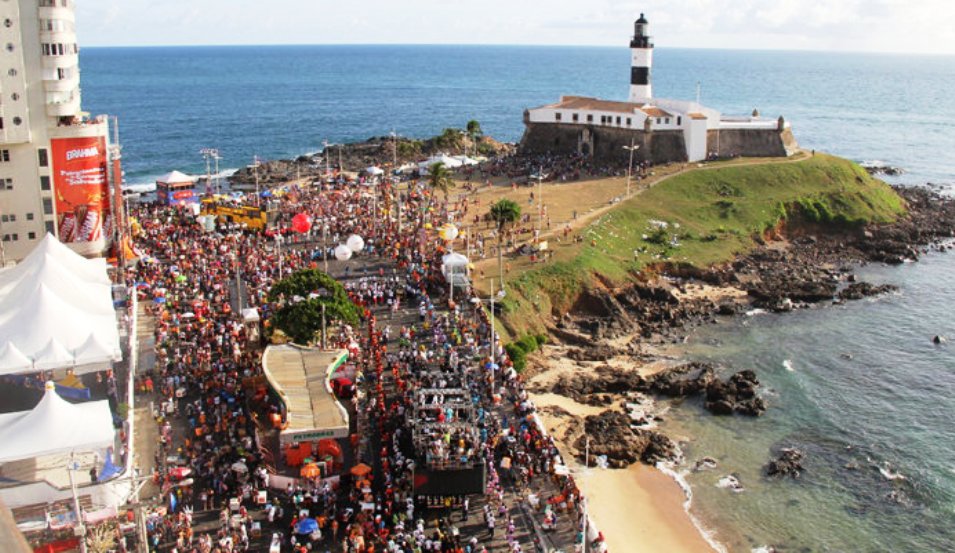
[837,282,899,301]
[551,364,766,417]
[765,448,806,479]
[573,411,679,468]
[704,370,767,416]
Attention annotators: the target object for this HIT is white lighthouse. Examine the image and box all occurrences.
[629,13,653,102]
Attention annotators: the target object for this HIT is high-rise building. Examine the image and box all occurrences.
[0,0,118,262]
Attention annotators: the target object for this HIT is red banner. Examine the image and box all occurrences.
[51,136,111,243]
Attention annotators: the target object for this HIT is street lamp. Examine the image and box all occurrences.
[623,138,640,197]
[310,287,331,349]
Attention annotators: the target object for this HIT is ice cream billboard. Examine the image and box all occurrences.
[51,136,112,244]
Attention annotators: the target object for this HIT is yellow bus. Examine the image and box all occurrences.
[201,201,280,231]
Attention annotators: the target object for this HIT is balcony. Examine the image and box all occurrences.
[43,73,79,92]
[38,6,76,23]
[46,92,81,117]
[41,53,78,70]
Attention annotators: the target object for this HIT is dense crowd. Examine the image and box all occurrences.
[127,171,605,553]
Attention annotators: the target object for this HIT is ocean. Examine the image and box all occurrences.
[79,45,955,551]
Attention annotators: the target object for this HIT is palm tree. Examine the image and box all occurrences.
[426,162,456,219]
[489,198,521,289]
[466,120,483,139]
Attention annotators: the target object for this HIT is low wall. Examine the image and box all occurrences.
[519,124,688,165]
[706,127,797,158]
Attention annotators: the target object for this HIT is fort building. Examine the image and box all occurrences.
[520,13,798,164]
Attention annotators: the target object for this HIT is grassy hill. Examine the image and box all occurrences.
[498,154,906,338]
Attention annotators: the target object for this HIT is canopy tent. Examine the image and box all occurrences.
[441,252,471,289]
[155,170,196,185]
[418,154,463,173]
[363,166,385,176]
[0,234,121,375]
[451,155,480,166]
[0,382,115,463]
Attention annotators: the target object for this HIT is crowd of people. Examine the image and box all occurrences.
[124,165,605,552]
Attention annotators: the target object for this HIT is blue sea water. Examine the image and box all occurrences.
[79,45,955,551]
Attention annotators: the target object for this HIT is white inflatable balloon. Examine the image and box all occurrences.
[439,224,459,241]
[334,244,353,261]
[346,234,365,253]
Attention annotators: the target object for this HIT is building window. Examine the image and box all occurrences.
[40,176,51,190]
[587,114,593,123]
[7,214,14,222]
[28,231,35,240]
[555,112,561,122]
[38,149,48,167]
[42,198,53,214]
[665,118,670,124]
[3,19,12,29]
[0,178,12,190]
[0,149,9,162]
[26,212,33,221]
[656,118,661,124]
[5,44,13,53]
[627,118,632,126]
[616,116,622,125]
[1,215,6,222]
[45,221,55,234]
[7,68,15,77]
[12,117,21,126]
[2,233,17,242]
[572,113,579,122]
[677,116,682,125]
[10,93,18,101]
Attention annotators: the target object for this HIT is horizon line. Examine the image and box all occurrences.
[78,42,955,57]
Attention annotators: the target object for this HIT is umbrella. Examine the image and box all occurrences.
[294,518,319,535]
[182,312,196,319]
[350,463,372,477]
[231,460,249,474]
[175,274,188,283]
[333,376,353,388]
[153,297,167,304]
[169,467,192,480]
[300,463,321,479]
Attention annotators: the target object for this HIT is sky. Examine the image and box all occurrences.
[77,0,955,55]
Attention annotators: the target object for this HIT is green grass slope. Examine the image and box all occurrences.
[500,154,905,337]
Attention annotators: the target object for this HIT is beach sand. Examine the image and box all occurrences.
[529,349,718,552]
[577,463,716,553]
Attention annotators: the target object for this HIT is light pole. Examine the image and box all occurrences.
[323,139,331,177]
[200,148,220,195]
[274,234,284,279]
[623,138,640,197]
[536,166,544,240]
[67,453,88,553]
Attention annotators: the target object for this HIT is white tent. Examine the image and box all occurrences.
[441,252,471,289]
[0,234,121,375]
[364,166,385,176]
[156,170,196,185]
[451,155,480,166]
[418,154,463,173]
[0,382,115,463]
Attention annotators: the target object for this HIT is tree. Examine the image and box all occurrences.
[489,198,522,289]
[466,120,483,139]
[427,162,456,202]
[268,269,361,344]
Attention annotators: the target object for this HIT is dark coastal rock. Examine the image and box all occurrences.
[703,370,767,416]
[766,448,806,479]
[862,164,905,177]
[837,282,899,301]
[574,410,679,467]
[551,364,765,417]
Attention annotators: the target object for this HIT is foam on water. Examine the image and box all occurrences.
[656,461,729,553]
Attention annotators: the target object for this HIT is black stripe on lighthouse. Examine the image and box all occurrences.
[631,67,650,86]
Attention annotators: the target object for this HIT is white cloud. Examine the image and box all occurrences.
[74,0,955,54]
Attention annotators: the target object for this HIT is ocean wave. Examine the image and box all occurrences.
[745,308,767,317]
[656,461,729,553]
[717,474,745,493]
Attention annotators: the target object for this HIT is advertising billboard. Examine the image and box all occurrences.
[51,136,111,244]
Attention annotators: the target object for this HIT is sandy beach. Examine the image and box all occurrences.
[528,349,718,553]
